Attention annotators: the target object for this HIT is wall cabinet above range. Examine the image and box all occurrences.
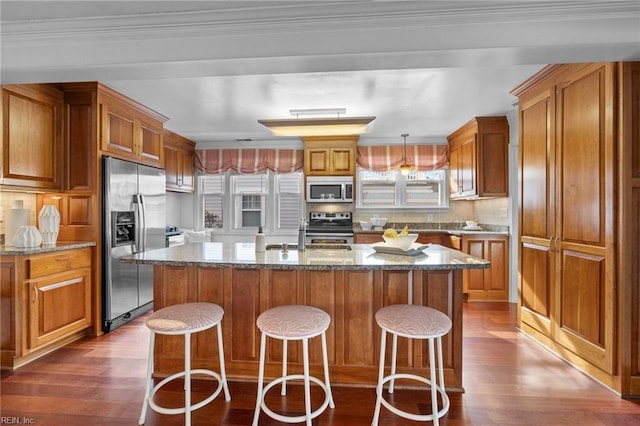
[302,136,357,176]
[447,116,509,199]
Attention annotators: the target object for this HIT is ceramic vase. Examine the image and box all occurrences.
[38,204,61,245]
[13,226,42,248]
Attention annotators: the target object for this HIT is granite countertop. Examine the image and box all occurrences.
[0,241,96,256]
[121,242,490,271]
[355,222,509,236]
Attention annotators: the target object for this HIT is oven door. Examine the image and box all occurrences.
[305,232,354,245]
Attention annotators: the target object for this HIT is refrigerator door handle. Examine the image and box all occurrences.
[132,194,146,253]
[139,194,147,252]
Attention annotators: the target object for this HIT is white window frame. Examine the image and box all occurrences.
[356,167,449,210]
[196,171,303,233]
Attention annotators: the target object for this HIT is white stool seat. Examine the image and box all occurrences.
[372,304,452,426]
[253,305,334,426]
[139,302,230,426]
[375,304,451,339]
[147,302,224,333]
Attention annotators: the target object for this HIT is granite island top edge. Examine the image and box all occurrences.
[0,241,96,256]
[121,242,490,271]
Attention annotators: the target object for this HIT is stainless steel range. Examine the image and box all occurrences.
[305,212,354,245]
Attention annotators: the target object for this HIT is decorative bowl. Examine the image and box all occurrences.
[382,234,418,251]
[370,217,388,227]
[359,221,372,231]
[465,220,479,227]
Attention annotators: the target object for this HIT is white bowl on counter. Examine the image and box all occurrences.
[370,217,388,228]
[359,221,372,230]
[382,234,418,251]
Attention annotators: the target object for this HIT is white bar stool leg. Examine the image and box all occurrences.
[372,329,387,426]
[281,339,288,396]
[184,332,192,426]
[437,336,446,393]
[429,337,439,426]
[139,331,155,425]
[388,333,398,394]
[321,331,335,408]
[252,332,267,426]
[302,337,312,426]
[216,322,231,401]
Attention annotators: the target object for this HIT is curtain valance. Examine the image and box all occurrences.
[195,148,304,174]
[356,145,448,172]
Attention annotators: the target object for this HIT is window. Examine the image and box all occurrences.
[198,171,303,232]
[357,167,449,209]
[201,175,224,228]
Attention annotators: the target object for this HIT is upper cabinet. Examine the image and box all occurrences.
[447,116,509,199]
[98,86,167,168]
[302,136,357,176]
[1,84,64,190]
[163,129,196,193]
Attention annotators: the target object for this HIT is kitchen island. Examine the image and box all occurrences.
[122,242,489,391]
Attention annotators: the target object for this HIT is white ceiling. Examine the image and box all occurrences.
[1,1,639,148]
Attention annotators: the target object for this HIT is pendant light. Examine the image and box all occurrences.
[400,133,411,175]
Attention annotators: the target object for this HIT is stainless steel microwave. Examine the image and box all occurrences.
[306,176,354,203]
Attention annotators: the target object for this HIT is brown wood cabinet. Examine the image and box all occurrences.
[447,116,509,199]
[163,129,195,193]
[99,87,167,168]
[1,84,64,190]
[461,235,509,301]
[1,247,93,370]
[353,233,383,244]
[302,136,357,176]
[513,62,640,394]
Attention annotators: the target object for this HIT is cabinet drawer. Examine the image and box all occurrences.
[27,248,92,279]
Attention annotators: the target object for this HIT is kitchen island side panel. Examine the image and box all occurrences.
[151,264,464,389]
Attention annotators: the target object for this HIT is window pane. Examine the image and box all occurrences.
[204,194,223,228]
[242,211,261,227]
[242,195,261,209]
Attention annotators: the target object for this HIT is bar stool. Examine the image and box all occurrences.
[139,302,231,426]
[252,305,335,426]
[372,304,451,425]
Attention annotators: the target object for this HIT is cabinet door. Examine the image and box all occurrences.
[519,85,556,336]
[329,147,354,175]
[458,136,477,197]
[164,143,180,190]
[101,102,136,156]
[448,145,461,196]
[463,235,509,301]
[553,63,615,374]
[417,233,442,245]
[138,119,163,166]
[27,268,92,349]
[306,148,330,175]
[179,149,195,191]
[1,85,63,190]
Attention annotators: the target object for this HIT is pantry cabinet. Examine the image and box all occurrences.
[513,62,632,390]
[0,246,93,370]
[461,235,509,301]
[302,136,357,176]
[1,84,64,190]
[163,129,195,193]
[447,116,509,199]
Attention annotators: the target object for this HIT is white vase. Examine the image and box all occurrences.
[38,204,61,245]
[13,226,42,248]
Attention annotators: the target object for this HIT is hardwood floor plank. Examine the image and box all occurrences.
[2,302,639,425]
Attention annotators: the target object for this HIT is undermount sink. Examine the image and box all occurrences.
[266,244,352,251]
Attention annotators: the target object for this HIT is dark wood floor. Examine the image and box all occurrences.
[2,302,640,425]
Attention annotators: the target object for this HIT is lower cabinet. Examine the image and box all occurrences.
[461,235,509,301]
[0,247,93,370]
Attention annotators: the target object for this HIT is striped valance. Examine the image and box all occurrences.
[356,145,448,172]
[195,148,304,174]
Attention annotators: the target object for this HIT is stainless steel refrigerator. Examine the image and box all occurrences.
[102,156,166,332]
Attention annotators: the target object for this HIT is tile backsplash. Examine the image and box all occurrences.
[0,192,38,236]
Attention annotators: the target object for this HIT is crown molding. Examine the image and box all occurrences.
[2,1,638,41]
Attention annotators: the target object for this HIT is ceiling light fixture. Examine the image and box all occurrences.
[258,108,375,137]
[400,133,411,176]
